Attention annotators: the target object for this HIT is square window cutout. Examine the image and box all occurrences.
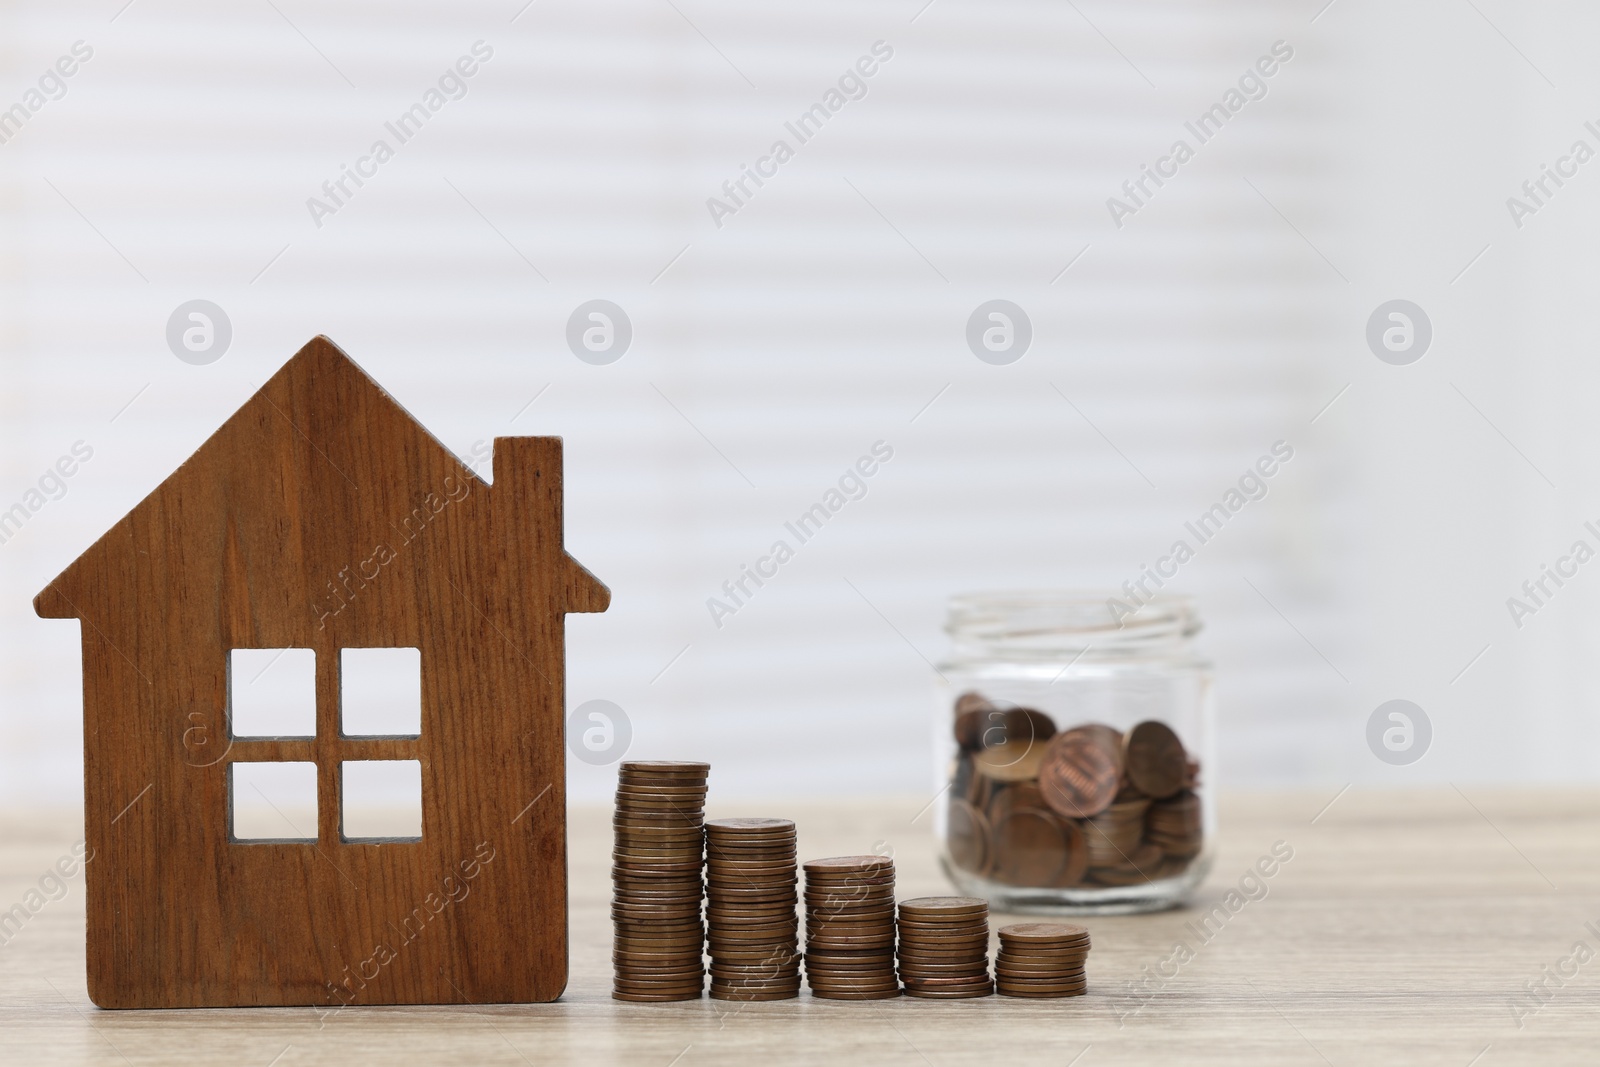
[341,647,421,737]
[342,760,422,841]
[231,762,318,842]
[230,648,316,738]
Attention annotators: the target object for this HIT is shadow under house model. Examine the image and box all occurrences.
[33,336,610,1009]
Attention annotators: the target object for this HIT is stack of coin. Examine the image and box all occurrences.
[1081,794,1152,868]
[1146,791,1203,858]
[803,856,899,999]
[612,761,709,1002]
[895,897,992,998]
[994,922,1090,998]
[704,818,801,1001]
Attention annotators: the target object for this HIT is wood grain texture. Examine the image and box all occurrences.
[31,336,609,1008]
[2,790,1599,1065]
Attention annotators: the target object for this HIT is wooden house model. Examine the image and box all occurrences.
[34,336,608,1008]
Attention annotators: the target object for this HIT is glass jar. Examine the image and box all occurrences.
[933,591,1215,914]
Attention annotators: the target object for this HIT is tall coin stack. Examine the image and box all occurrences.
[611,761,710,1002]
[704,818,802,1001]
[802,856,900,1000]
[895,896,993,998]
[994,922,1090,998]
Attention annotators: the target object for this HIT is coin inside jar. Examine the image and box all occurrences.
[1039,726,1122,819]
[1124,720,1188,799]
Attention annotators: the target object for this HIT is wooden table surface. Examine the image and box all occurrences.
[2,789,1597,1066]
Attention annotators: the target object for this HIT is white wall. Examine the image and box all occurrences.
[0,0,1592,806]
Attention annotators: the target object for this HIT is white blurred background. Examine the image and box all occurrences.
[2,0,1597,807]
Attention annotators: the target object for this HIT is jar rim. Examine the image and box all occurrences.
[945,590,1201,655]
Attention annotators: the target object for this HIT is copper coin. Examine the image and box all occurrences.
[806,927,896,940]
[998,982,1086,993]
[615,944,705,957]
[805,975,902,990]
[896,948,989,963]
[706,870,795,883]
[710,979,802,988]
[989,807,1071,886]
[612,879,703,893]
[807,908,894,922]
[986,781,1046,826]
[806,908,894,923]
[615,782,709,796]
[614,804,706,818]
[807,936,895,950]
[995,951,1087,966]
[1049,820,1090,887]
[995,968,1085,982]
[708,906,796,918]
[810,989,902,1000]
[995,953,1088,968]
[897,926,990,942]
[706,847,796,860]
[614,972,705,985]
[708,943,799,957]
[998,922,1089,943]
[1040,727,1122,818]
[808,926,896,941]
[709,950,799,965]
[706,817,793,832]
[804,883,895,897]
[613,792,707,803]
[898,961,989,974]
[1123,721,1187,799]
[987,707,1058,750]
[803,856,894,875]
[805,956,896,969]
[944,797,991,875]
[620,760,709,774]
[611,900,702,915]
[611,990,703,1002]
[972,738,1047,783]
[709,859,797,871]
[613,959,705,972]
[905,987,993,999]
[613,982,707,996]
[896,917,988,932]
[953,711,990,751]
[707,888,796,902]
[710,990,800,1001]
[709,960,800,973]
[614,895,704,908]
[898,896,987,917]
[902,975,994,990]
[803,881,896,895]
[709,927,798,943]
[708,967,802,981]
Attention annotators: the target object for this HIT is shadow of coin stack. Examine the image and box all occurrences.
[895,896,993,998]
[994,922,1090,998]
[704,818,802,1001]
[802,856,900,1000]
[611,760,710,1002]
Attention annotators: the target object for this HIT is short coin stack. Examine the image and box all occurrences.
[705,818,801,1001]
[895,897,993,999]
[803,856,900,999]
[612,761,710,1002]
[994,922,1090,998]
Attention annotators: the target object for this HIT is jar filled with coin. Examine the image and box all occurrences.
[934,592,1214,914]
